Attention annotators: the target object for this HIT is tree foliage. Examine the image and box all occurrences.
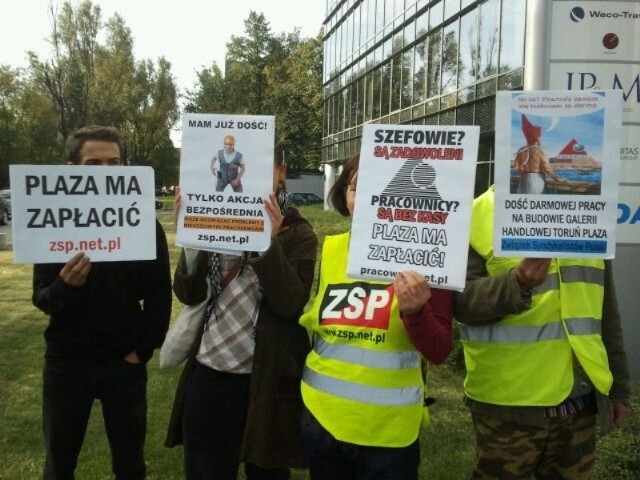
[22,0,179,186]
[185,11,323,172]
[1,4,320,188]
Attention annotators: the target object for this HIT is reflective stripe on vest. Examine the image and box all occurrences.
[314,336,421,369]
[300,232,424,447]
[535,265,604,295]
[459,317,601,343]
[461,188,612,405]
[303,366,422,406]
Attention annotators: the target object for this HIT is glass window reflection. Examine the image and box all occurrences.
[478,0,499,78]
[458,9,477,88]
[500,0,525,72]
[441,21,458,94]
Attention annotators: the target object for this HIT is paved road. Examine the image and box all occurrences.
[0,220,12,246]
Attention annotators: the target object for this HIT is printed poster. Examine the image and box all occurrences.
[494,90,622,258]
[176,113,275,252]
[347,124,479,291]
[10,165,156,263]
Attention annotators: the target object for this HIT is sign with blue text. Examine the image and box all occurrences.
[494,90,622,258]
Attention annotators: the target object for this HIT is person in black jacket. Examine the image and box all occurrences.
[32,125,172,480]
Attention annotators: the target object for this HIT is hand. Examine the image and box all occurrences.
[123,351,141,365]
[515,258,551,289]
[231,178,240,187]
[394,271,431,315]
[173,186,181,225]
[612,402,630,428]
[264,192,285,238]
[59,252,92,287]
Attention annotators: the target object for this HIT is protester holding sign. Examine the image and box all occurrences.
[455,185,631,479]
[299,154,453,480]
[165,143,317,480]
[32,125,172,480]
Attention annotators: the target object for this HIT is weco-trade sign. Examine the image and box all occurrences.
[546,1,640,244]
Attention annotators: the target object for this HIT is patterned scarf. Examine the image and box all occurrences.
[276,183,292,215]
[202,253,222,324]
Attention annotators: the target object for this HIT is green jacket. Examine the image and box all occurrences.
[455,247,630,434]
[165,213,317,468]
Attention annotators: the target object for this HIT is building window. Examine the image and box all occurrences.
[414,37,427,103]
[444,0,460,21]
[391,54,402,112]
[402,47,414,109]
[441,21,459,94]
[500,0,526,72]
[380,61,392,116]
[458,9,478,89]
[427,29,442,99]
[478,0,499,79]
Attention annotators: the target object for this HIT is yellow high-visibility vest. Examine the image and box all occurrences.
[460,187,612,406]
[300,233,424,447]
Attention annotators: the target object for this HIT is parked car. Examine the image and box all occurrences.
[289,192,323,206]
[0,197,9,225]
[0,189,10,221]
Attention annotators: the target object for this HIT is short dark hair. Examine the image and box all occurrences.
[65,125,124,164]
[329,154,359,217]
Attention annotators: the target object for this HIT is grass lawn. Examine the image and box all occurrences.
[0,204,637,479]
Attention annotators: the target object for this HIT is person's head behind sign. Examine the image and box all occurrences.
[66,125,123,166]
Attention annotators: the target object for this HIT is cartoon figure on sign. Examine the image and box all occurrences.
[211,134,245,192]
[512,114,567,194]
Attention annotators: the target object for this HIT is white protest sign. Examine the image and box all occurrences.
[494,90,622,258]
[177,113,275,252]
[10,165,156,263]
[347,124,479,291]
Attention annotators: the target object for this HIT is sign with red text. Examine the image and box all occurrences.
[346,124,479,291]
[10,165,156,263]
[176,113,275,252]
[494,90,622,258]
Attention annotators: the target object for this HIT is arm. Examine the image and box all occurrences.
[401,288,453,364]
[231,161,245,187]
[601,261,631,427]
[173,248,208,305]
[210,155,218,176]
[541,151,566,182]
[135,221,173,363]
[249,223,318,320]
[454,248,537,325]
[32,252,92,315]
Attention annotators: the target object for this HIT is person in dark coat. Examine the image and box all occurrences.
[166,142,317,480]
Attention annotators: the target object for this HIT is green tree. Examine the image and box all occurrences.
[27,1,179,187]
[265,33,323,172]
[29,1,101,140]
[186,12,323,172]
[0,66,60,187]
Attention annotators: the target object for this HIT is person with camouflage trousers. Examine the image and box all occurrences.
[455,187,630,479]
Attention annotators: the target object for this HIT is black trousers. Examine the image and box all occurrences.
[301,408,420,480]
[42,356,147,480]
[182,362,289,480]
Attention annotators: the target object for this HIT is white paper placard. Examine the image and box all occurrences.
[10,165,156,263]
[346,123,479,291]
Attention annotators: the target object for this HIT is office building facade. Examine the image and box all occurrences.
[321,0,526,194]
